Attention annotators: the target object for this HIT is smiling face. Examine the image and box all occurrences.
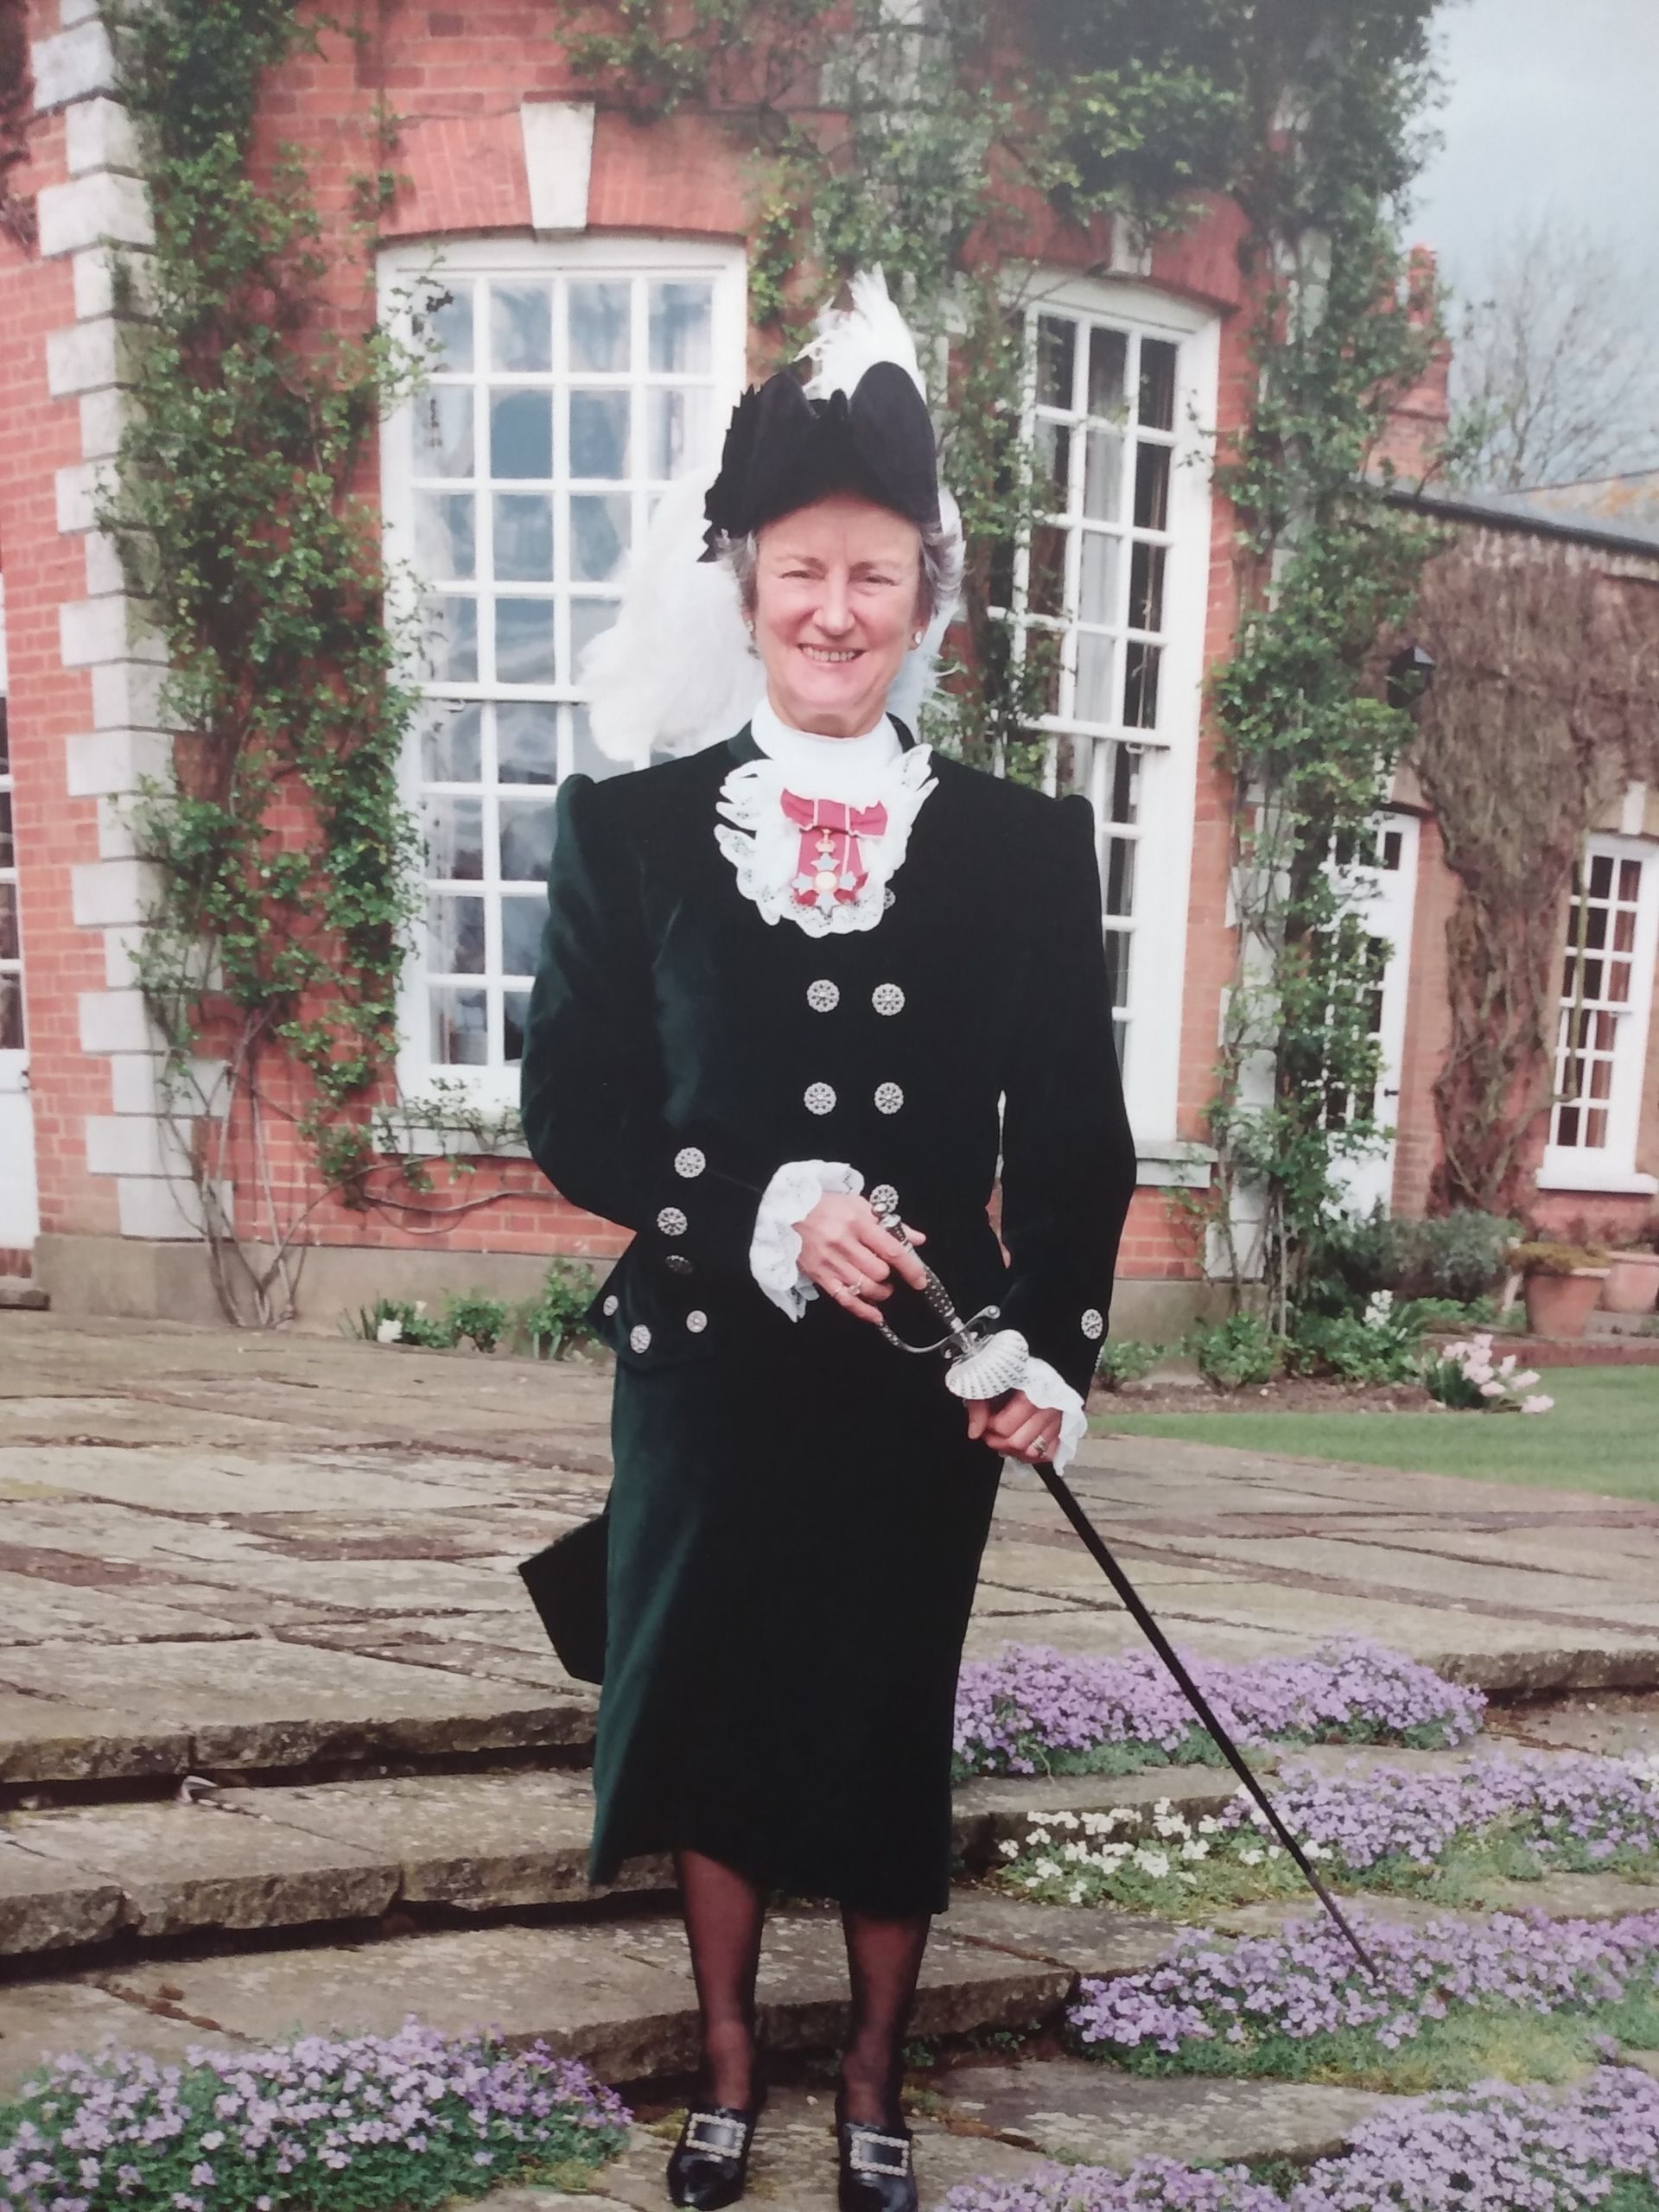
[750,493,925,738]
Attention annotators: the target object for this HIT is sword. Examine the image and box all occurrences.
[874,1211,1380,1980]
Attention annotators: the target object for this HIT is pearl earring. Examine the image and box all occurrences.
[911,631,924,647]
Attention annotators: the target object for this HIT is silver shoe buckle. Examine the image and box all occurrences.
[849,2127,911,2177]
[685,2110,746,2158]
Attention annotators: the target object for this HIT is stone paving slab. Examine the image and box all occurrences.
[0,1838,123,1954]
[0,1641,593,1781]
[0,1571,256,1646]
[0,1980,242,2101]
[214,1769,667,1910]
[8,1798,400,1937]
[99,1912,1073,2085]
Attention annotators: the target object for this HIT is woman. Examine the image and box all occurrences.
[521,281,1135,2212]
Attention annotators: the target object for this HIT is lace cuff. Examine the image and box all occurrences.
[750,1160,863,1319]
[944,1329,1089,1473]
[1020,1354,1089,1474]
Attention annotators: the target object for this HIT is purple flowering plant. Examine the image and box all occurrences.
[941,2064,1659,2210]
[1066,1907,1659,2094]
[998,1751,1659,1914]
[954,1643,1484,1782]
[0,2020,630,2212]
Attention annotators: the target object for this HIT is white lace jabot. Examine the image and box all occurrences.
[715,696,936,936]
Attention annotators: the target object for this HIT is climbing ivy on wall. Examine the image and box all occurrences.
[563,0,1443,1309]
[1408,537,1659,1215]
[99,0,479,1325]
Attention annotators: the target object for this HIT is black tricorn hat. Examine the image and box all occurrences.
[700,360,941,559]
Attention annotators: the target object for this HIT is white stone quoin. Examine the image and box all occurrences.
[32,17,198,1236]
[520,101,595,232]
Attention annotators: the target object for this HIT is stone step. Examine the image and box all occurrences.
[0,1278,48,1312]
[0,1897,1164,2101]
[0,1637,598,1786]
[0,1762,1237,1961]
[8,1736,1637,1965]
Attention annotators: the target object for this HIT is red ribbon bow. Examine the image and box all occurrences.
[780,791,889,911]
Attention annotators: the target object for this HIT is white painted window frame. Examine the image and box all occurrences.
[378,236,749,1113]
[1001,270,1219,1150]
[1540,832,1659,1195]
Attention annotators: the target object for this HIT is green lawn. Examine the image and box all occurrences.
[1092,1364,1659,1499]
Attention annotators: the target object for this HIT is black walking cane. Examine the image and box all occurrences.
[874,1214,1380,1982]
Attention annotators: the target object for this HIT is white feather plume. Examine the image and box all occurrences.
[578,468,762,765]
[801,267,927,401]
[578,269,962,764]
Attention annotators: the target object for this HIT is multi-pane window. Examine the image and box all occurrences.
[0,702,22,1054]
[386,247,744,1091]
[996,296,1203,1096]
[1549,842,1658,1170]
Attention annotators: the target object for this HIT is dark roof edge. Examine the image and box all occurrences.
[1382,481,1659,562]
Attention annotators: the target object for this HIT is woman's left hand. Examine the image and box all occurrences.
[963,1389,1060,1463]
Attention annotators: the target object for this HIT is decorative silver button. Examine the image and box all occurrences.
[869,1183,899,1215]
[674,1147,706,1179]
[666,1253,693,1275]
[629,1324,652,1353]
[883,888,896,909]
[686,1309,709,1333]
[804,1082,836,1115]
[656,1206,688,1236]
[872,983,905,1016]
[807,979,840,1013]
[874,1082,904,1115]
[602,1294,620,1317]
[1081,1307,1104,1340]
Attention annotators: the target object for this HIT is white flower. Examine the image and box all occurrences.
[1133,1848,1171,1878]
[376,1317,404,1344]
[999,1840,1020,1859]
[1240,1847,1264,1866]
[1522,1395,1554,1415]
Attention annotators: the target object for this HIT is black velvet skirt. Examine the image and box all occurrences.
[588,1296,1001,1916]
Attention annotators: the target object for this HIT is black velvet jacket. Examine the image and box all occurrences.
[520,723,1136,1397]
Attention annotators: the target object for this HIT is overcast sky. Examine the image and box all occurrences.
[1411,0,1659,327]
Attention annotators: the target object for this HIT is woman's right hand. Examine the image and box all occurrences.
[796,1193,929,1325]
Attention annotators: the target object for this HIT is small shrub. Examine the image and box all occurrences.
[445,1292,510,1353]
[1509,1240,1610,1277]
[518,1259,601,1358]
[1304,1207,1518,1313]
[1287,1291,1418,1385]
[1096,1338,1160,1390]
[1189,1312,1282,1389]
[1405,1211,1521,1301]
[352,1295,458,1349]
[1419,1333,1553,1414]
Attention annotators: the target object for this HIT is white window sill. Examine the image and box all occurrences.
[1135,1139,1216,1190]
[1536,1160,1658,1197]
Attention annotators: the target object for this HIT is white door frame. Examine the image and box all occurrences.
[1332,810,1421,1218]
[0,592,41,1254]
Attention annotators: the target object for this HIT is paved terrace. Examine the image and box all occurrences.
[3,1311,1659,2206]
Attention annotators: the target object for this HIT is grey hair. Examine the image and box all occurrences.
[718,515,963,631]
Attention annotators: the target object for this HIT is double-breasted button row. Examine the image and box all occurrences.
[626,1312,709,1354]
[806,980,905,1015]
[803,1081,906,1114]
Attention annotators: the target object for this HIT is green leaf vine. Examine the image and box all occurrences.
[98,0,450,1325]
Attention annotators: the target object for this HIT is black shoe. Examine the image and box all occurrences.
[667,2101,761,2209]
[836,2112,918,2212]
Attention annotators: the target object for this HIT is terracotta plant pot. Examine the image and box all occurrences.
[1602,1250,1659,1316]
[1523,1268,1610,1339]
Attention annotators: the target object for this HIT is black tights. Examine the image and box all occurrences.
[676,1848,929,2126]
